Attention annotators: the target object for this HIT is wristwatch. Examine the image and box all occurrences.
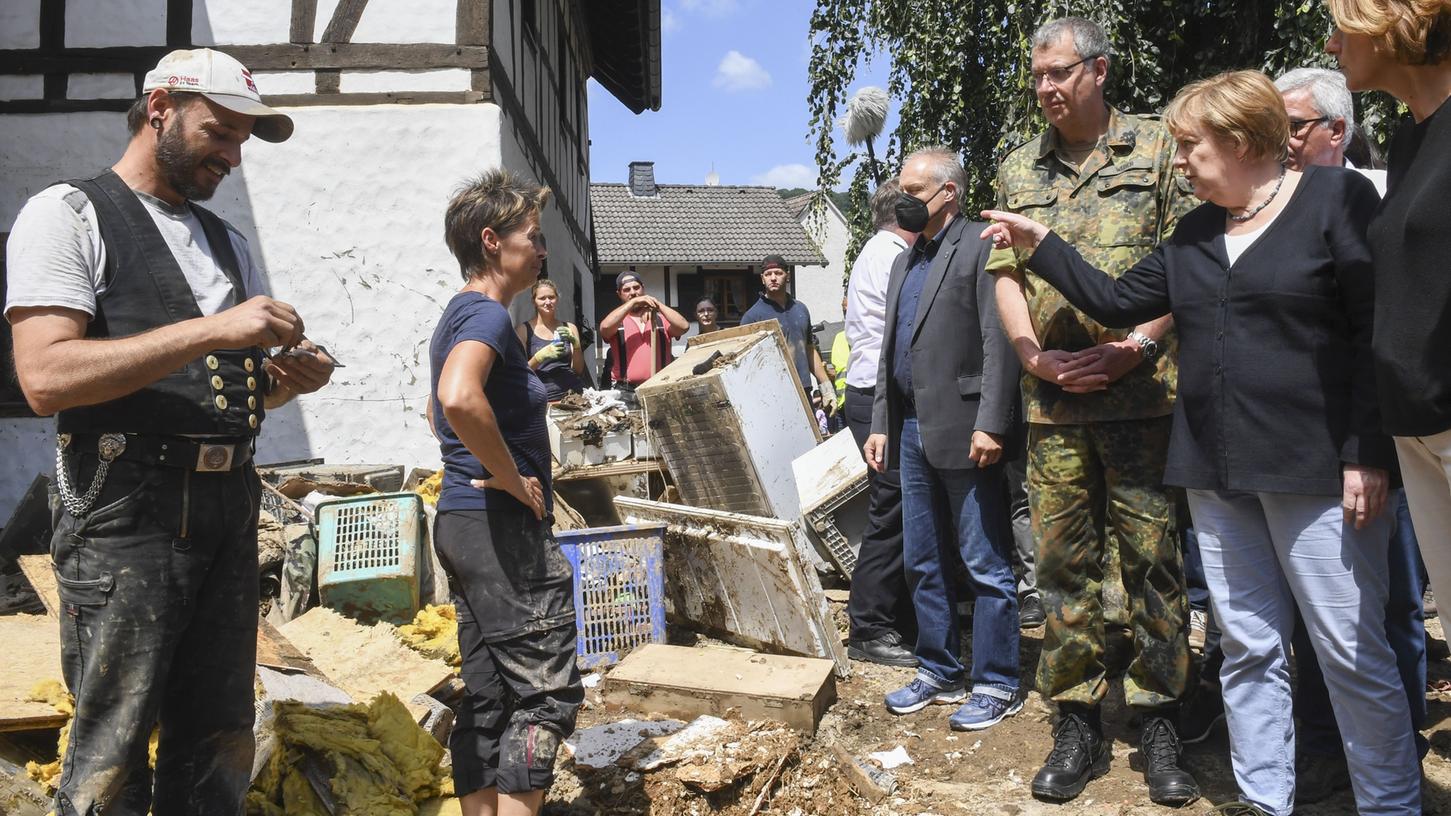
[1127,330,1160,361]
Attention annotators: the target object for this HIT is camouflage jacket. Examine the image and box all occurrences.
[988,108,1197,425]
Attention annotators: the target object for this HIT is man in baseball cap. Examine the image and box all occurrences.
[5,46,330,814]
[143,47,294,142]
[600,271,688,387]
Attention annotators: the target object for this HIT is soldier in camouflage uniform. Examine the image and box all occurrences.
[985,17,1199,807]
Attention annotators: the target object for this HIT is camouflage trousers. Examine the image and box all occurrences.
[1029,417,1189,710]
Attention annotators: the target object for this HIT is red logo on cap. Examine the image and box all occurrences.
[242,68,257,93]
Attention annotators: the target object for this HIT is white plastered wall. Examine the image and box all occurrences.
[792,202,849,325]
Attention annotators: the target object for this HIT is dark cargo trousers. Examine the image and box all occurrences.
[50,455,260,816]
[434,509,584,795]
[1029,418,1189,710]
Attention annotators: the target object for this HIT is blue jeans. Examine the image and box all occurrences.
[1188,489,1419,816]
[899,416,1019,695]
[1294,488,1429,758]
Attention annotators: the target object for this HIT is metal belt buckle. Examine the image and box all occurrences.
[196,443,234,472]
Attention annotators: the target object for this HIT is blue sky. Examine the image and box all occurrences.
[585,0,894,189]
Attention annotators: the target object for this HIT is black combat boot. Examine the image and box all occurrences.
[1032,708,1110,801]
[1141,715,1200,806]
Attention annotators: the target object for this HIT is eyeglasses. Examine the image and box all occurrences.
[1289,116,1329,137]
[1032,56,1095,86]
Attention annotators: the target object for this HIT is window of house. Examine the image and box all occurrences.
[676,269,756,327]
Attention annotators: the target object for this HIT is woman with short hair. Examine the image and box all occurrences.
[429,168,582,816]
[983,70,1418,815]
[1327,0,1451,687]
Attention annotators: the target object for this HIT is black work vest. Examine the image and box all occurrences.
[55,170,267,437]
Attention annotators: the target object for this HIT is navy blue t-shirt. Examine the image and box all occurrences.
[740,293,813,388]
[429,291,553,514]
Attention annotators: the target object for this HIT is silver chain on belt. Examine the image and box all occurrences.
[55,433,127,517]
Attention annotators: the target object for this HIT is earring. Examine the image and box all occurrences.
[150,116,163,130]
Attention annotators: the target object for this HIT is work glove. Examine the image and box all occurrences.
[556,326,576,346]
[531,341,570,366]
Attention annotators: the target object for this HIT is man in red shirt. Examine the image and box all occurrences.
[599,271,688,387]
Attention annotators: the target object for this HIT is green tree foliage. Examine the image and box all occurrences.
[808,1,1399,267]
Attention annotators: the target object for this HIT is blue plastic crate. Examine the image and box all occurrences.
[315,492,424,625]
[556,524,667,669]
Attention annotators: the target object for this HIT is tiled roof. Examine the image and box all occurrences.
[591,184,827,266]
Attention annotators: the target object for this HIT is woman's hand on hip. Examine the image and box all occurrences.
[1342,464,1388,530]
[470,474,547,520]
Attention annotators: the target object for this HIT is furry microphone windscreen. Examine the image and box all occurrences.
[841,86,889,146]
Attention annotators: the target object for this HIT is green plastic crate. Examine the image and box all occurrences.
[315,492,423,624]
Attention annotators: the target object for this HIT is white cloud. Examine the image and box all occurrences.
[681,0,739,16]
[661,8,681,34]
[713,50,771,92]
[752,163,817,189]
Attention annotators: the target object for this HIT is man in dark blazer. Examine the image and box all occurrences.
[864,147,1023,731]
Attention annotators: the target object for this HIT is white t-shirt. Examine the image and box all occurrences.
[1223,212,1280,266]
[844,229,909,389]
[4,182,265,322]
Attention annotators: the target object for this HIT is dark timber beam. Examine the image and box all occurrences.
[0,44,490,75]
[291,0,319,44]
[319,0,370,43]
[166,0,192,46]
[456,0,489,46]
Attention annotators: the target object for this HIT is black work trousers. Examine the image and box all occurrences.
[51,455,260,816]
[843,385,915,643]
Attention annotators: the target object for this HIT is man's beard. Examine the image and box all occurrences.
[155,117,221,202]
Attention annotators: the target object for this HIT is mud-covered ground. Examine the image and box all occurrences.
[546,606,1451,815]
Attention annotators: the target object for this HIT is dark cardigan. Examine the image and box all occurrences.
[1370,101,1451,436]
[1026,164,1393,496]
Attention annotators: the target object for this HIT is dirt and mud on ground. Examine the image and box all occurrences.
[545,606,1451,815]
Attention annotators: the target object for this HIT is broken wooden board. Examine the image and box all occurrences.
[601,644,836,734]
[15,557,57,619]
[278,607,454,714]
[256,617,332,681]
[0,615,65,733]
[613,497,849,676]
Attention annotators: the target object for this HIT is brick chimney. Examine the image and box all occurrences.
[628,161,658,197]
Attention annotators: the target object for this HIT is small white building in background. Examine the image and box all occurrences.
[0,0,661,515]
[783,192,850,327]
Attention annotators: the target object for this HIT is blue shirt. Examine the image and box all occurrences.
[891,226,947,405]
[740,292,814,388]
[429,292,553,514]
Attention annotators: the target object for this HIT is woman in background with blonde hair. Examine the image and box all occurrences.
[983,70,1418,815]
[516,278,585,401]
[1328,0,1451,676]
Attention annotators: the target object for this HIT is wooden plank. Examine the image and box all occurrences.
[0,44,490,74]
[314,70,340,94]
[265,90,491,107]
[602,644,836,734]
[256,617,331,680]
[0,615,65,733]
[165,0,192,46]
[320,0,371,43]
[16,556,57,619]
[456,0,489,45]
[291,0,319,43]
[278,606,454,706]
[553,458,663,482]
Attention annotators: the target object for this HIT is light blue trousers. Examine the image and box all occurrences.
[1187,489,1419,816]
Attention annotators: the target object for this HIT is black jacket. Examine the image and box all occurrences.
[871,216,1020,470]
[1027,165,1392,496]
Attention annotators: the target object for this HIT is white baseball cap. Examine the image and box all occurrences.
[142,48,294,143]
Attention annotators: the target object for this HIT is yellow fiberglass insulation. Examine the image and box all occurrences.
[246,692,451,816]
[414,470,443,506]
[23,680,158,794]
[396,604,460,666]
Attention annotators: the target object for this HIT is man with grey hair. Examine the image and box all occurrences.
[863,147,1023,731]
[1275,67,1387,193]
[987,15,1199,806]
[843,177,920,667]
